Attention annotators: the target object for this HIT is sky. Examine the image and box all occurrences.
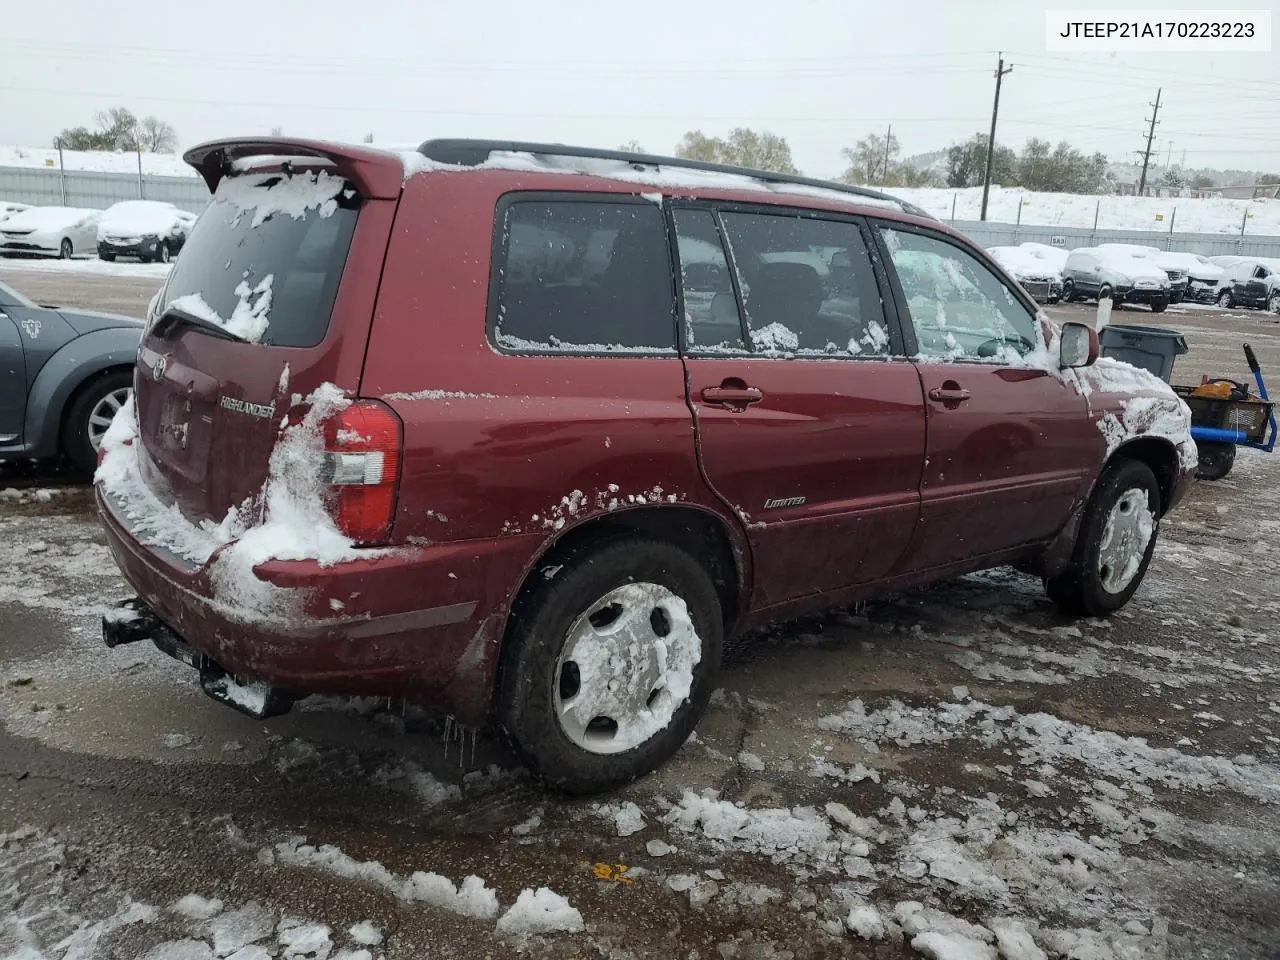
[2,0,1277,179]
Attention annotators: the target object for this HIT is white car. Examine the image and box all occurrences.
[1062,247,1172,312]
[0,206,103,259]
[987,244,1065,303]
[0,201,29,225]
[97,200,199,264]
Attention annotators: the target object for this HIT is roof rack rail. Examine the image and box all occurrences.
[415,139,935,220]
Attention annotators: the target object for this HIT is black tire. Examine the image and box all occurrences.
[1061,279,1076,303]
[1195,441,1236,481]
[1044,459,1162,617]
[494,535,723,794]
[1268,293,1280,314]
[1098,284,1113,303]
[1218,290,1234,309]
[1150,298,1168,313]
[156,241,171,264]
[59,238,73,260]
[100,252,115,262]
[63,370,133,475]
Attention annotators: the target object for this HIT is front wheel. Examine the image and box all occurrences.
[495,536,723,794]
[1268,293,1280,314]
[1195,441,1236,481]
[59,238,73,259]
[1045,460,1162,617]
[156,241,171,264]
[63,370,133,474]
[1150,298,1168,313]
[1218,290,1234,309]
[1061,279,1076,303]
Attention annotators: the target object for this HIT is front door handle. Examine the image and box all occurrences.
[702,383,763,408]
[928,384,971,405]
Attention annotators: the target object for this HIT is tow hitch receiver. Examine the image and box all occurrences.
[102,597,162,648]
[101,597,294,720]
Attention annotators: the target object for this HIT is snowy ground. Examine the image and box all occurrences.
[1,281,1278,959]
[0,256,172,281]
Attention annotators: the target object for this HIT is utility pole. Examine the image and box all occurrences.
[1136,87,1162,197]
[882,124,893,182]
[980,53,1013,221]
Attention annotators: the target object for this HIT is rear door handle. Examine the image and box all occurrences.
[928,386,971,404]
[702,384,763,407]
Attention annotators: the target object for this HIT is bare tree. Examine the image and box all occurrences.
[363,132,375,144]
[675,128,799,173]
[617,140,646,153]
[138,116,178,153]
[270,125,284,137]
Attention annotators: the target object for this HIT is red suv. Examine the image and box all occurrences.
[96,138,1196,793]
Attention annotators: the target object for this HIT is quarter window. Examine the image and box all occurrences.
[879,227,1039,362]
[492,200,676,353]
[672,209,745,352]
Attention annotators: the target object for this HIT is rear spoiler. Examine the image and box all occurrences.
[183,137,407,200]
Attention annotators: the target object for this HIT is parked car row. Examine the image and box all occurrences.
[0,199,197,262]
[987,239,1280,314]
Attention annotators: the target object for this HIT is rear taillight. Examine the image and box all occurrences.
[321,400,402,545]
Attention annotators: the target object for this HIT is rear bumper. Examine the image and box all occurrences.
[96,485,536,724]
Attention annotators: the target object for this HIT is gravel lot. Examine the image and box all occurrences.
[2,265,1278,960]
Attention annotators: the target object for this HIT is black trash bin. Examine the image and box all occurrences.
[1097,323,1190,384]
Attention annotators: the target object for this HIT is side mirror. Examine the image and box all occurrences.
[1060,321,1099,369]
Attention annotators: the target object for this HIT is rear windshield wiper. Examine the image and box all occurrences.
[151,304,247,342]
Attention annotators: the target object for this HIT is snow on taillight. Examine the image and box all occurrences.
[321,401,402,545]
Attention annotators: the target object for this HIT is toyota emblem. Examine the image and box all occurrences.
[152,357,167,382]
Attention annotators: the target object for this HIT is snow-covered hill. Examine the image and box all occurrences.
[0,145,195,178]
[874,184,1280,235]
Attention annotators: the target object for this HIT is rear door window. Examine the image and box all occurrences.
[715,211,894,357]
[159,171,359,347]
[491,199,676,353]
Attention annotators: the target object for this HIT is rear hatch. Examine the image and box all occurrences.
[130,139,405,538]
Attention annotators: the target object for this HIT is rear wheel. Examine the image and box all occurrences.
[1098,283,1113,303]
[63,371,133,474]
[495,536,723,794]
[1195,441,1236,481]
[1218,290,1234,309]
[1045,460,1161,617]
[1061,279,1076,302]
[1268,293,1280,314]
[59,238,73,259]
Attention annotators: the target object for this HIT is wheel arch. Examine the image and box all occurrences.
[499,503,749,650]
[1109,436,1179,516]
[22,328,140,458]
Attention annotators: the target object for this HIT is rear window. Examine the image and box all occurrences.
[159,171,359,348]
[490,199,676,353]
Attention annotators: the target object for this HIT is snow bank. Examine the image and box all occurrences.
[495,888,585,937]
[874,183,1280,236]
[0,256,171,279]
[272,837,500,919]
[0,144,195,177]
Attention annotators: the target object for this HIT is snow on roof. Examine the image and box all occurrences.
[1,206,101,230]
[1069,246,1170,281]
[99,200,183,235]
[401,148,915,216]
[987,245,1065,278]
